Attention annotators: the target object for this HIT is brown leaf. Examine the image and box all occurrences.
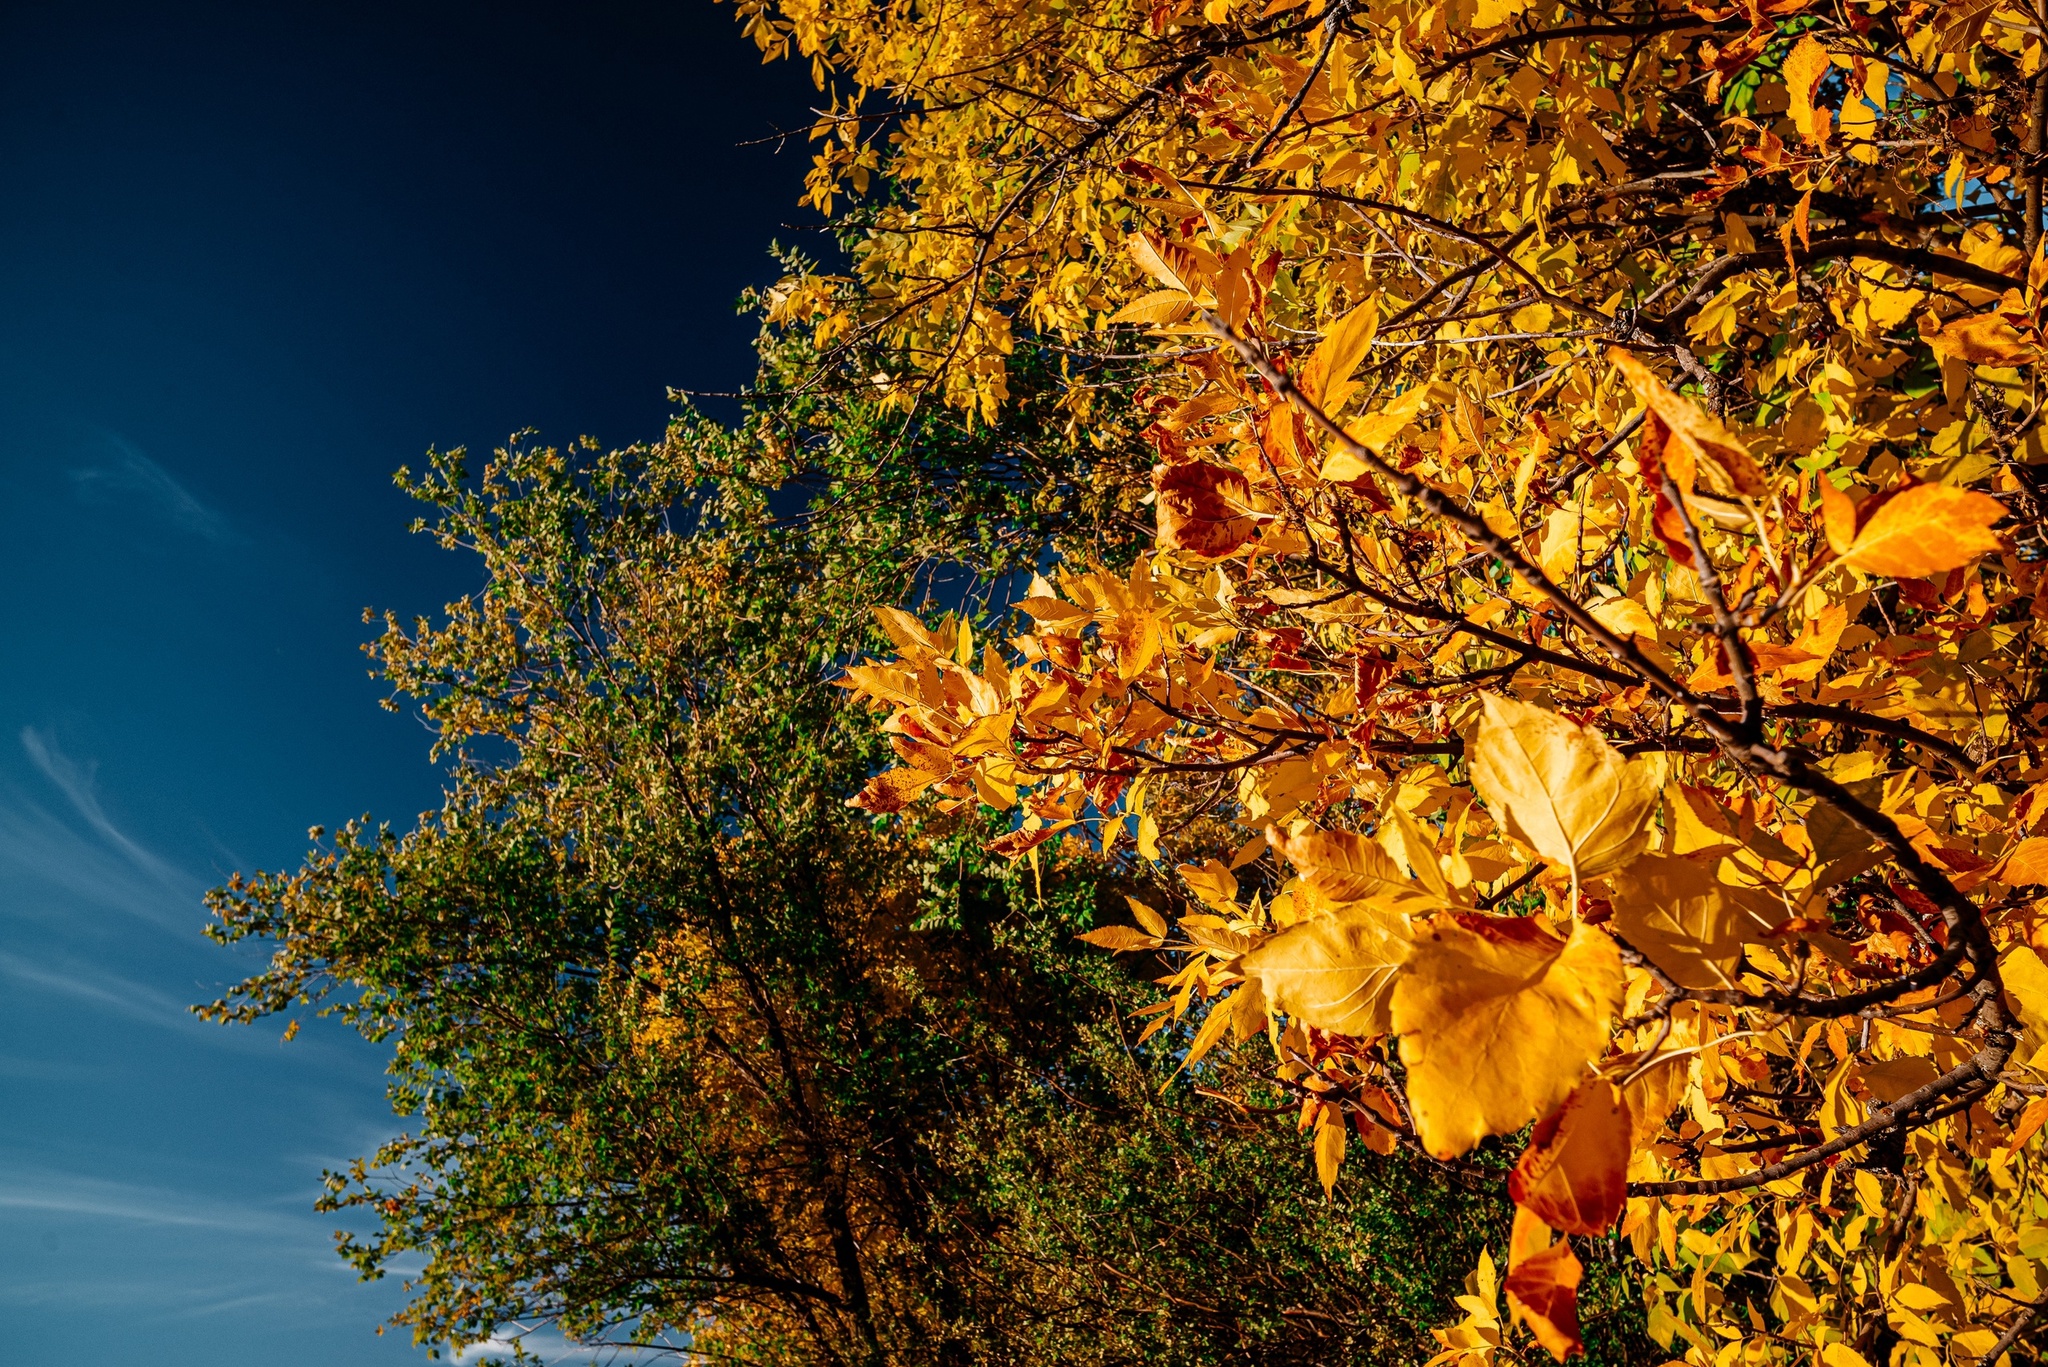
[1154,460,1258,557]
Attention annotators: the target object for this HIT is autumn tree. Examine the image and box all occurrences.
[750,0,2048,1360]
[196,328,1611,1364]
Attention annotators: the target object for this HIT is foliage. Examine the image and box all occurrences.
[763,0,2048,1360]
[198,353,1576,1363]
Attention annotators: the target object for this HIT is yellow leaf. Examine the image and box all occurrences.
[1302,299,1379,411]
[1124,230,1202,295]
[1588,595,1657,643]
[1269,823,1410,903]
[1820,1345,1873,1367]
[1238,901,1412,1038]
[1125,895,1169,936]
[1510,1079,1631,1234]
[1314,1104,1348,1195]
[1108,289,1196,327]
[1784,36,1833,145]
[1076,924,1163,952]
[1135,813,1161,862]
[1607,854,1760,989]
[1837,482,2005,579]
[1469,694,1659,881]
[1393,914,1625,1158]
[1179,858,1240,909]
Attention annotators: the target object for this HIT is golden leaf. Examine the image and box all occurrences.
[1076,924,1163,952]
[1301,299,1380,411]
[1314,1104,1348,1195]
[1268,823,1410,902]
[1783,36,1833,144]
[1469,694,1658,881]
[1108,289,1197,327]
[1836,482,2005,578]
[1607,854,1760,989]
[1238,901,1412,1038]
[1393,914,1625,1158]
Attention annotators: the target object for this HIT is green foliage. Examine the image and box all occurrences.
[201,332,1658,1364]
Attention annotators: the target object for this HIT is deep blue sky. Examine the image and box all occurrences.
[0,2,815,1360]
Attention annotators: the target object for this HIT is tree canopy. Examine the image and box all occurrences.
[199,341,1624,1363]
[733,0,2048,1360]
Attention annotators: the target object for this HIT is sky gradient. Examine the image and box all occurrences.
[0,3,814,1360]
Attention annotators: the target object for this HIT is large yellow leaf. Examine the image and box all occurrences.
[1607,854,1763,989]
[1469,694,1658,881]
[1238,901,1412,1038]
[1393,914,1625,1158]
[1836,482,2005,579]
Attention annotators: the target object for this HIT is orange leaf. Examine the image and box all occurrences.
[1837,482,2004,579]
[1153,460,1258,557]
[1509,1079,1632,1235]
[1609,348,1767,498]
[1999,836,2048,886]
[1505,1211,1586,1360]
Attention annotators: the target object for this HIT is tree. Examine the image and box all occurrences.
[199,336,1588,1363]
[765,0,2048,1360]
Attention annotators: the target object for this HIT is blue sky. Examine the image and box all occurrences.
[0,2,813,1360]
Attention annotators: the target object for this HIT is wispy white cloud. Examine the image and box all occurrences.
[0,1163,300,1234]
[21,726,182,886]
[70,431,232,541]
[0,948,200,1031]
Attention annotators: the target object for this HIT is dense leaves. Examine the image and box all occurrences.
[198,352,1609,1362]
[782,0,2048,1359]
